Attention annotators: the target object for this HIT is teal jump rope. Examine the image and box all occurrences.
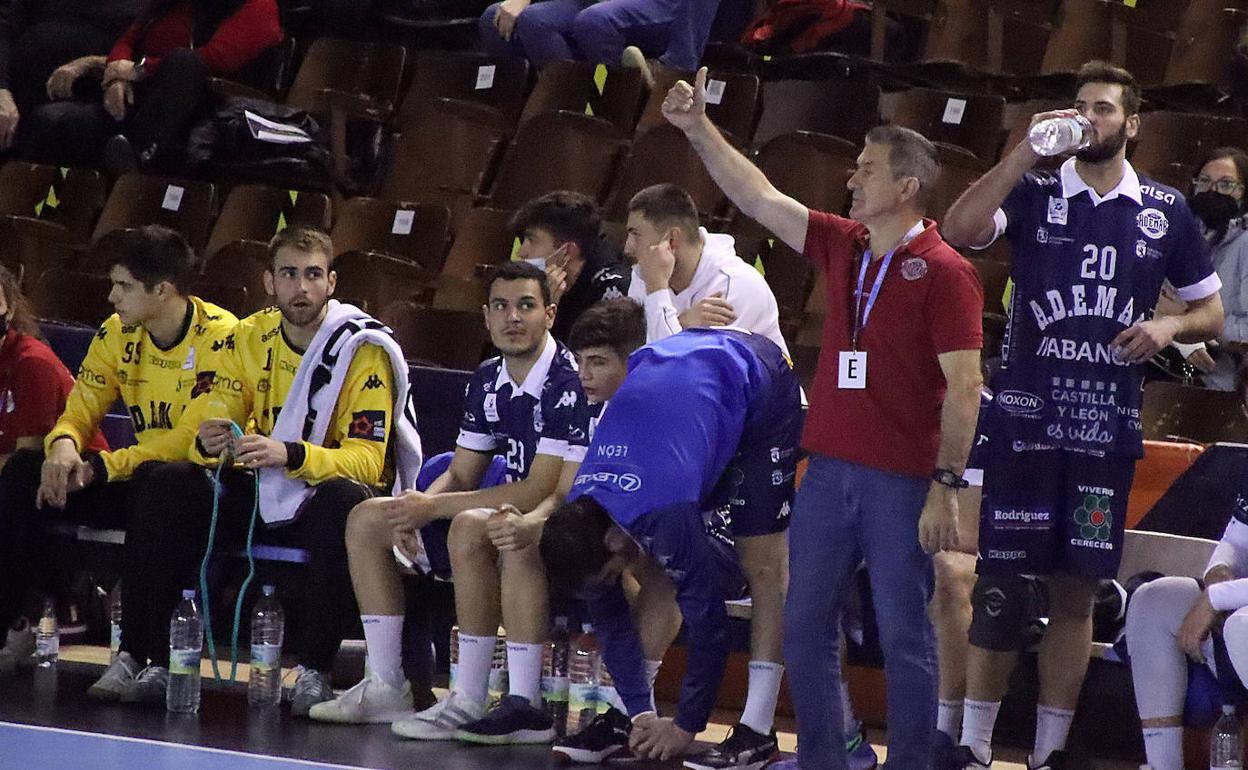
[197,420,261,683]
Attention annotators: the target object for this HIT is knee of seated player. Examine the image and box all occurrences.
[345,499,393,551]
[569,6,615,48]
[1126,576,1201,635]
[1223,608,1248,682]
[448,508,496,563]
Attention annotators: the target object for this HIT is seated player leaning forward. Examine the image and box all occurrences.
[86,226,422,712]
[540,326,802,763]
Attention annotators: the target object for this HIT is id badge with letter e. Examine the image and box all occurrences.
[838,351,866,389]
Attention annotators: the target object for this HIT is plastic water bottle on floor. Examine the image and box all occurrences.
[1213,704,1243,770]
[35,599,58,667]
[597,665,618,714]
[542,616,571,736]
[1028,114,1093,157]
[109,583,122,663]
[568,624,600,732]
[248,585,284,707]
[167,589,203,714]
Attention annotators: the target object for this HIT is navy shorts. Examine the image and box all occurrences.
[978,446,1137,579]
[412,451,509,580]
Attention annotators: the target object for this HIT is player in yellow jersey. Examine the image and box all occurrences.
[89,227,420,714]
[0,225,234,652]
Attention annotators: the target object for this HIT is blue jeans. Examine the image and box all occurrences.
[784,455,937,770]
[478,0,751,70]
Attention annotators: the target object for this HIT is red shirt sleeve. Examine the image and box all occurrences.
[196,0,283,76]
[802,209,866,273]
[924,253,985,353]
[108,21,141,63]
[8,355,72,441]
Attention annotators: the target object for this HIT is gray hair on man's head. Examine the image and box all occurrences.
[865,124,941,213]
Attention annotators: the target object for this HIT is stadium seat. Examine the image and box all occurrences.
[753,69,882,147]
[205,185,332,260]
[190,280,249,316]
[0,163,108,245]
[30,269,113,327]
[1131,112,1248,189]
[635,68,760,143]
[1141,380,1248,445]
[89,174,217,258]
[284,37,407,118]
[868,0,939,63]
[398,51,530,131]
[1154,0,1248,106]
[1107,0,1191,88]
[380,300,490,370]
[889,87,1005,161]
[967,257,1010,313]
[519,60,645,138]
[377,104,509,229]
[605,124,732,224]
[330,199,452,309]
[487,111,629,209]
[432,206,516,312]
[931,142,991,219]
[200,242,271,315]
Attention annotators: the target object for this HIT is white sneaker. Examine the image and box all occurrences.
[621,45,655,90]
[87,652,140,701]
[391,689,485,740]
[309,675,413,724]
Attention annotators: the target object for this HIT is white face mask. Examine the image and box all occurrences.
[523,256,547,271]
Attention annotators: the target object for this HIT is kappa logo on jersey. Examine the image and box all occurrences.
[1136,208,1169,240]
[212,335,235,352]
[361,374,385,390]
[1135,240,1148,260]
[191,370,216,399]
[348,410,387,441]
[601,286,624,300]
[1047,196,1068,225]
[901,257,928,281]
[997,390,1044,415]
[776,500,791,520]
[96,327,107,340]
[1036,227,1049,244]
[533,405,544,434]
[556,390,577,409]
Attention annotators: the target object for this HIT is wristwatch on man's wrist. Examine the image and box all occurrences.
[932,468,969,489]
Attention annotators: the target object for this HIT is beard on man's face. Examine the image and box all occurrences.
[1075,121,1128,164]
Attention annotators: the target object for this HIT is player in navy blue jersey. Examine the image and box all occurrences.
[942,61,1225,770]
[310,262,591,743]
[540,326,802,766]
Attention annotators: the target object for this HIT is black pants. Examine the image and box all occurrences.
[19,47,210,165]
[0,449,136,629]
[121,462,373,669]
[9,21,122,112]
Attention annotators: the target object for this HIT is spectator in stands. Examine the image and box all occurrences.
[20,0,282,169]
[667,68,985,770]
[0,227,234,672]
[512,191,631,343]
[1187,147,1248,390]
[477,0,751,78]
[624,183,789,358]
[0,0,140,150]
[541,322,801,766]
[1124,492,1248,770]
[309,261,589,745]
[941,61,1224,770]
[0,264,111,674]
[88,227,420,712]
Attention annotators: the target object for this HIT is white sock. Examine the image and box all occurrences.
[361,615,404,688]
[1141,726,1183,770]
[938,699,965,739]
[1033,705,1075,766]
[453,633,495,705]
[840,677,861,735]
[739,660,783,735]
[960,699,1001,764]
[645,659,663,711]
[506,642,544,707]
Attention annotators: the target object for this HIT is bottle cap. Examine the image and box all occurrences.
[182,589,196,600]
[262,585,275,596]
[581,623,593,634]
[1224,703,1237,715]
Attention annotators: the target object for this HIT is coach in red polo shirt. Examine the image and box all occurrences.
[666,70,984,770]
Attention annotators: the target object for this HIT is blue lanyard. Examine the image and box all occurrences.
[852,247,896,349]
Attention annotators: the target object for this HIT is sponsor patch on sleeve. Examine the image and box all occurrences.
[348,410,387,441]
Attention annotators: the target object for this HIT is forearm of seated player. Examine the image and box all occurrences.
[426,446,495,496]
[428,453,564,519]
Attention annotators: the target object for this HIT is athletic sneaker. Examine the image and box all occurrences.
[953,745,992,769]
[87,652,140,700]
[933,731,961,770]
[122,666,168,704]
[454,694,557,745]
[620,46,655,90]
[308,675,413,724]
[0,621,36,675]
[847,730,879,770]
[684,723,778,770]
[1029,750,1071,770]
[392,689,485,740]
[552,706,633,764]
[290,666,335,717]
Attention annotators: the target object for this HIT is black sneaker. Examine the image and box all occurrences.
[454,694,556,745]
[1029,749,1071,770]
[952,745,991,769]
[552,706,633,764]
[683,723,778,770]
[932,731,961,770]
